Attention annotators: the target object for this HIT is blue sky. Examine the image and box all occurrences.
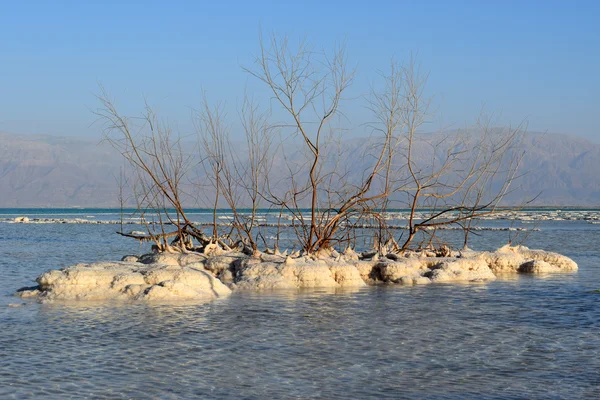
[1,0,598,141]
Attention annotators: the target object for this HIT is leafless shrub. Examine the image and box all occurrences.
[95,34,529,255]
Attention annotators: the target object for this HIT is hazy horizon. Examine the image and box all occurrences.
[2,129,600,208]
[2,126,598,144]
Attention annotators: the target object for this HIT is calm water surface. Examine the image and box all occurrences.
[1,219,599,399]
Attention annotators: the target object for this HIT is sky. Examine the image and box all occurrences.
[1,0,598,141]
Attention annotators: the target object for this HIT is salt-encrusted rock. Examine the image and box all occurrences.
[177,253,209,266]
[427,258,496,283]
[313,247,339,260]
[513,246,578,271]
[342,247,360,261]
[233,260,296,290]
[137,252,209,268]
[16,261,230,302]
[371,256,496,285]
[377,258,430,282]
[17,288,41,298]
[363,244,577,285]
[203,242,228,256]
[361,250,378,259]
[436,245,452,257]
[459,245,577,274]
[234,258,366,290]
[385,253,401,261]
[204,253,246,276]
[327,264,364,286]
[14,216,29,223]
[518,259,560,273]
[284,256,296,265]
[479,251,526,274]
[396,275,431,285]
[258,252,285,263]
[218,268,235,283]
[352,260,379,282]
[139,252,180,266]
[15,244,578,302]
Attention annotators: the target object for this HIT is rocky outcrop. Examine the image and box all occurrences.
[16,245,578,302]
[233,257,366,290]
[514,246,578,271]
[427,258,496,283]
[370,256,496,284]
[17,261,230,302]
[518,259,560,273]
[475,245,578,274]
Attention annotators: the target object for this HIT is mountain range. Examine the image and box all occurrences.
[0,131,598,207]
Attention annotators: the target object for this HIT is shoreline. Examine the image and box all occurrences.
[2,217,541,231]
[4,208,600,225]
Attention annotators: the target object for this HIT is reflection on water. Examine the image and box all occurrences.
[1,221,600,399]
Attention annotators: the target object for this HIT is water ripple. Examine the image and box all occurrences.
[1,222,600,398]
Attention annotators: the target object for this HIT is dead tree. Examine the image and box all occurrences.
[245,33,414,253]
[392,65,528,251]
[96,34,529,255]
[95,87,213,252]
[196,94,228,242]
[243,34,356,253]
[231,95,274,252]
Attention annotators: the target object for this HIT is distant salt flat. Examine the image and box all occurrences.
[2,209,600,226]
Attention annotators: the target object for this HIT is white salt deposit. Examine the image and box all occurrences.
[16,245,577,302]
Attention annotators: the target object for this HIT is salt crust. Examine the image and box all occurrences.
[16,245,577,302]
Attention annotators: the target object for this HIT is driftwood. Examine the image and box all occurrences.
[117,223,230,251]
[117,230,178,241]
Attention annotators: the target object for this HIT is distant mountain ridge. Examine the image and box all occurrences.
[0,131,598,207]
[0,133,123,207]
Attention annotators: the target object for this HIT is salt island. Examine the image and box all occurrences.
[17,242,577,302]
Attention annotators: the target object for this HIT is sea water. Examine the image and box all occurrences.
[0,211,599,399]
